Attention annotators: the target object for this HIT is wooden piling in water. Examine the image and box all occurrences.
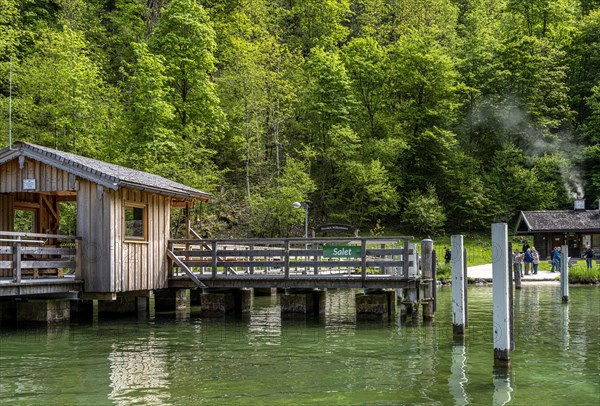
[451,235,465,336]
[561,245,569,303]
[421,239,434,320]
[492,223,510,365]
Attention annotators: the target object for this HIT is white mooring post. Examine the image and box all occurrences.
[492,223,510,365]
[451,235,465,336]
[560,245,569,303]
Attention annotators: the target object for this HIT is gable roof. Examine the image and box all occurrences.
[515,210,600,234]
[0,141,211,201]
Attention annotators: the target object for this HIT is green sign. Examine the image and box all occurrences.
[323,245,362,258]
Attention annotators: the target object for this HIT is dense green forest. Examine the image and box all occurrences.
[1,0,599,237]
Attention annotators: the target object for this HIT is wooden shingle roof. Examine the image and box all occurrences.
[0,141,211,201]
[515,210,600,234]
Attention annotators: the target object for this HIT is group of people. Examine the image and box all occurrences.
[513,240,540,276]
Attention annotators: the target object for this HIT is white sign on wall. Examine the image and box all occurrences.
[23,178,36,190]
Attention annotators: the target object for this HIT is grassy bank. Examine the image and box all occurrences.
[428,234,493,266]
[568,264,600,284]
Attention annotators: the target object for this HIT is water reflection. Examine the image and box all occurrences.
[492,366,513,406]
[1,286,598,405]
[449,340,469,405]
[108,334,169,405]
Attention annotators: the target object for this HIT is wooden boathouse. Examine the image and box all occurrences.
[0,141,209,298]
[0,142,435,323]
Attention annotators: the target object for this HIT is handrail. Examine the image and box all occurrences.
[0,231,80,240]
[185,227,239,275]
[1,232,81,283]
[169,236,414,244]
[167,238,419,280]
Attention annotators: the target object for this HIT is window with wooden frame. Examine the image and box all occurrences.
[124,202,147,241]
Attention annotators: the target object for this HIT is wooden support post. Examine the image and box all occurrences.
[421,238,434,320]
[380,243,386,275]
[75,238,82,280]
[451,235,465,335]
[403,239,409,278]
[361,239,367,281]
[249,244,254,274]
[432,249,437,313]
[284,239,290,278]
[492,223,510,365]
[560,245,569,303]
[211,241,218,278]
[13,239,22,283]
[167,240,174,278]
[312,232,318,275]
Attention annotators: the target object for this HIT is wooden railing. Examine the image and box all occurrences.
[167,237,418,287]
[0,231,81,283]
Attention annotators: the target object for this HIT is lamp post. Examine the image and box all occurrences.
[292,201,308,239]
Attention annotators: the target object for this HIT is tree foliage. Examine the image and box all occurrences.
[1,0,598,237]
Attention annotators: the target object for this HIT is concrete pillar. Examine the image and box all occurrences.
[136,296,150,319]
[155,289,189,311]
[492,223,510,365]
[421,239,434,320]
[17,299,70,323]
[561,245,569,303]
[451,235,465,336]
[234,289,253,314]
[70,300,94,321]
[355,290,396,320]
[199,289,254,316]
[201,292,235,316]
[190,289,202,305]
[0,300,16,325]
[98,297,136,315]
[280,289,326,316]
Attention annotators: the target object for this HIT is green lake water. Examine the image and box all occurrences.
[0,285,598,405]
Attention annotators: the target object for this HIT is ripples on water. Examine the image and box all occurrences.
[0,285,598,405]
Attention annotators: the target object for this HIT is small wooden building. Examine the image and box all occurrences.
[0,141,210,296]
[515,202,600,259]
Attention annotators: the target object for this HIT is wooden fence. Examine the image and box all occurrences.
[0,231,81,282]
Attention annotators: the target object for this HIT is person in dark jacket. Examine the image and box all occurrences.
[523,248,533,275]
[551,246,561,272]
[583,246,594,269]
[444,247,451,265]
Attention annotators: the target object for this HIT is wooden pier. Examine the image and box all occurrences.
[166,237,421,290]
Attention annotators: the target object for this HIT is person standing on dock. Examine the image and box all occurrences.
[583,246,594,269]
[522,239,530,254]
[531,247,540,274]
[513,249,523,277]
[523,248,533,275]
[444,247,451,265]
[551,246,561,273]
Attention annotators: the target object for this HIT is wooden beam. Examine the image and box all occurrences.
[13,201,40,209]
[41,195,59,222]
[82,292,117,301]
[167,249,207,288]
